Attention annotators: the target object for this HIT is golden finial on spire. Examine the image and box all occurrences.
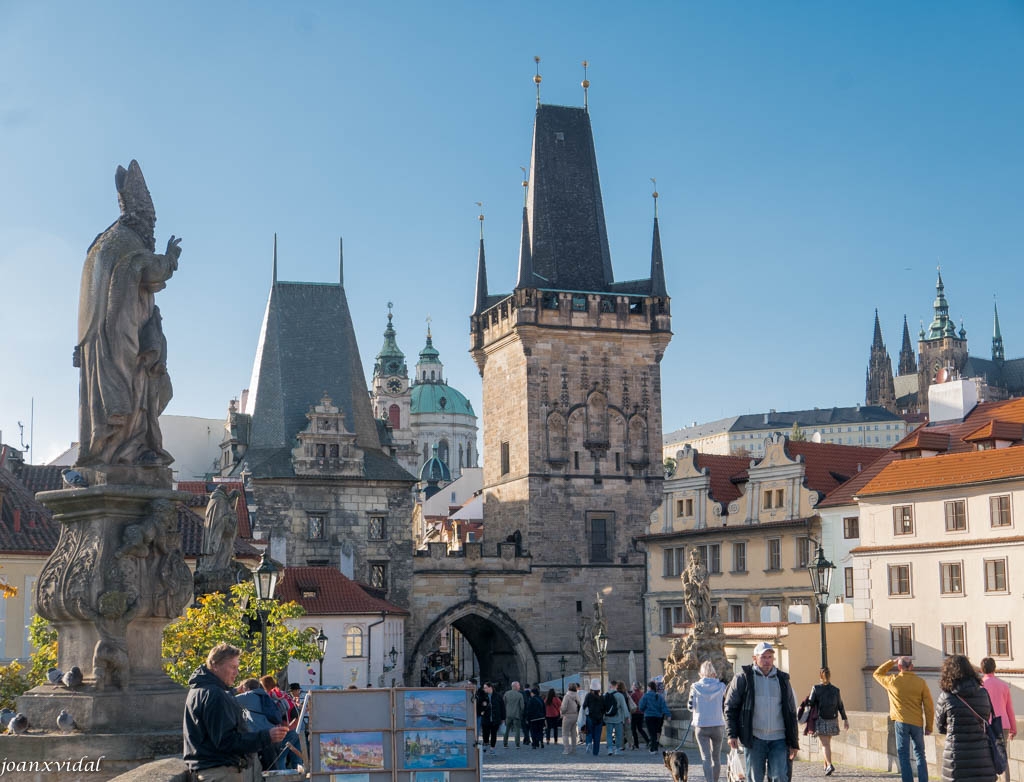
[582,60,590,111]
[476,201,484,239]
[520,166,529,207]
[534,56,542,107]
[651,177,659,218]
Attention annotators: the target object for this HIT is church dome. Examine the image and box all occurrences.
[411,383,475,416]
[419,445,452,483]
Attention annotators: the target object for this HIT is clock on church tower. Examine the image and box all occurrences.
[386,377,402,393]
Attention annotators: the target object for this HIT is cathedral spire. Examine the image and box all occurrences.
[374,301,407,380]
[865,311,895,411]
[649,182,666,297]
[993,300,1005,363]
[473,205,489,315]
[927,268,959,340]
[898,314,917,375]
[872,308,884,349]
[516,201,534,289]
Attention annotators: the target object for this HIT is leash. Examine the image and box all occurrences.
[668,716,692,752]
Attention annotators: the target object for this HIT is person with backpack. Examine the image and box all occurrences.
[236,678,285,772]
[638,679,673,752]
[258,675,302,770]
[524,686,547,749]
[582,678,607,756]
[603,680,630,755]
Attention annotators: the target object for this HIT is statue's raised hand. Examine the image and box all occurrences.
[166,235,182,268]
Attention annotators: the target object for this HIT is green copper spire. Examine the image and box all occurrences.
[373,302,407,379]
[927,269,959,340]
[993,300,1005,363]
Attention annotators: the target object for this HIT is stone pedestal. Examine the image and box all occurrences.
[0,730,181,782]
[21,475,192,733]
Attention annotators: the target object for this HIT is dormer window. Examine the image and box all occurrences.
[299,585,319,599]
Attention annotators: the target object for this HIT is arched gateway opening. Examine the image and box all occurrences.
[410,601,538,690]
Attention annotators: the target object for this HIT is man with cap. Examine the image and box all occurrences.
[288,683,308,757]
[582,678,608,756]
[873,657,933,782]
[725,641,799,782]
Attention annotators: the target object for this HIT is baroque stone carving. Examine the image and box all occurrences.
[198,486,241,573]
[74,160,180,468]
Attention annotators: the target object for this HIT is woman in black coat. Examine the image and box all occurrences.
[935,654,997,782]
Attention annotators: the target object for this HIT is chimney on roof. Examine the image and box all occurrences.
[763,413,769,424]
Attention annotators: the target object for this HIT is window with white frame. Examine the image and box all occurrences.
[660,605,685,634]
[888,564,911,596]
[987,623,1010,657]
[345,626,364,657]
[663,547,686,578]
[728,603,744,623]
[732,542,747,573]
[944,500,967,532]
[844,567,854,599]
[796,536,812,568]
[695,544,721,574]
[891,625,913,656]
[984,559,1008,593]
[940,562,963,595]
[843,516,859,539]
[990,495,1012,528]
[942,624,967,656]
[767,539,782,571]
[893,506,914,536]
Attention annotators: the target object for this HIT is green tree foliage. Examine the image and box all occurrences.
[663,457,677,477]
[162,582,321,685]
[0,615,56,709]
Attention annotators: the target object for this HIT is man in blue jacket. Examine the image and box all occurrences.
[725,642,799,782]
[184,643,288,780]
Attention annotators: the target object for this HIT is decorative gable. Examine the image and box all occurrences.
[292,393,364,477]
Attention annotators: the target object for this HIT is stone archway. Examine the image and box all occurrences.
[409,600,539,690]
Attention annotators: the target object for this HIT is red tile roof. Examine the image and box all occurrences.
[892,429,951,453]
[694,453,751,505]
[890,397,1024,456]
[858,446,1024,497]
[177,481,252,539]
[963,420,1024,444]
[12,464,64,494]
[276,566,409,616]
[784,441,885,495]
[818,450,899,508]
[0,467,61,553]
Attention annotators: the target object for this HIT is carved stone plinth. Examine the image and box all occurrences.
[662,621,734,710]
[22,479,192,732]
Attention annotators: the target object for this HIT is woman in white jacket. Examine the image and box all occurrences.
[559,683,581,754]
[689,660,728,782]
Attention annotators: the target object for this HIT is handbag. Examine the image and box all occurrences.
[728,746,746,781]
[954,694,1007,775]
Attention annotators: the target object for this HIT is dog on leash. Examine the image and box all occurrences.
[663,750,689,782]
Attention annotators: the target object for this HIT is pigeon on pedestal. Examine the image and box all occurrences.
[47,667,63,684]
[56,709,76,734]
[61,666,83,689]
[0,708,14,729]
[60,469,88,488]
[8,713,28,734]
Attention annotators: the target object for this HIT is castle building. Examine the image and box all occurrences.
[407,88,672,688]
[369,305,478,482]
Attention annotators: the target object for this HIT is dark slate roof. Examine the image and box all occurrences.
[524,104,615,293]
[177,503,261,561]
[729,405,902,432]
[247,281,381,454]
[177,481,253,539]
[276,566,409,616]
[964,355,1024,395]
[0,465,61,553]
[241,446,415,482]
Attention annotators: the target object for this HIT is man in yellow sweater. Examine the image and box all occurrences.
[873,657,934,782]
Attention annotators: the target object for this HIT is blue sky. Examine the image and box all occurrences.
[2,2,1023,464]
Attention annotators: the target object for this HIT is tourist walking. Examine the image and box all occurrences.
[560,683,581,754]
[603,680,630,755]
[638,679,673,753]
[544,688,562,746]
[525,686,546,749]
[503,681,525,748]
[873,657,934,782]
[981,657,1017,782]
[630,681,651,749]
[724,641,799,782]
[582,678,608,757]
[807,667,848,776]
[690,661,728,782]
[935,654,998,782]
[478,682,505,752]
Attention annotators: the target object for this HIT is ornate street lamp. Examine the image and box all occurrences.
[558,655,568,696]
[383,646,399,672]
[806,539,836,668]
[316,627,329,686]
[595,630,608,692]
[252,550,283,676]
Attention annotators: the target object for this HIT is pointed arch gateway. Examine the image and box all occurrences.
[409,600,539,690]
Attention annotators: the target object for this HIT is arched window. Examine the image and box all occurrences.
[345,627,364,657]
[388,404,400,429]
[458,444,464,468]
[466,441,473,467]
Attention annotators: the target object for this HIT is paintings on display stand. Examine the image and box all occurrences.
[319,731,385,772]
[402,729,469,769]
[402,689,468,728]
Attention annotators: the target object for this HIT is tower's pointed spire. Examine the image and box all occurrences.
[872,309,884,349]
[898,314,917,375]
[533,56,542,108]
[272,233,278,283]
[649,180,666,297]
[993,299,1004,363]
[927,266,958,339]
[374,301,408,380]
[581,60,590,112]
[516,171,535,288]
[339,236,344,287]
[473,204,489,315]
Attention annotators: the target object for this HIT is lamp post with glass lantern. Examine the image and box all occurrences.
[596,630,608,692]
[558,655,568,696]
[806,539,836,668]
[316,627,329,686]
[252,550,283,677]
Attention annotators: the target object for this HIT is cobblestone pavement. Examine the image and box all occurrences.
[479,743,902,782]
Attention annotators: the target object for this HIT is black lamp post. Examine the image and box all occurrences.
[595,630,608,692]
[383,646,399,672]
[558,655,568,696]
[316,627,329,686]
[806,539,836,668]
[252,550,282,677]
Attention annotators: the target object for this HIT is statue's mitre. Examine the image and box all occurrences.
[115,159,155,217]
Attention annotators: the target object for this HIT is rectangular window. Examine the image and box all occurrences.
[500,441,510,475]
[368,516,387,540]
[369,562,388,590]
[307,513,325,540]
[676,498,695,517]
[767,539,781,571]
[796,537,812,569]
[844,567,854,599]
[345,627,364,657]
[942,624,966,656]
[843,516,860,539]
[729,603,744,623]
[891,625,913,656]
[944,500,967,532]
[695,544,721,574]
[893,505,914,536]
[588,515,612,563]
[663,547,686,578]
[315,443,326,458]
[987,624,1010,657]
[763,491,773,510]
[660,605,684,634]
[888,564,911,596]
[990,495,1012,528]
[733,542,747,573]
[940,562,963,595]
[775,489,785,508]
[571,294,588,312]
[984,559,1008,592]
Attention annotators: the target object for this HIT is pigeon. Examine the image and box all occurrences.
[0,708,14,728]
[56,709,76,734]
[61,469,88,488]
[46,667,63,684]
[8,713,28,734]
[61,666,83,689]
